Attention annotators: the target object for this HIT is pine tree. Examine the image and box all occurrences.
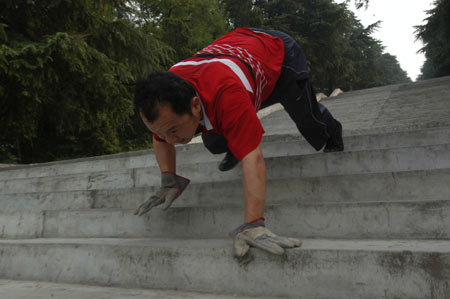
[416,0,450,79]
[138,0,229,61]
[246,0,410,93]
[0,0,172,163]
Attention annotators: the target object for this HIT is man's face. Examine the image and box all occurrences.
[140,97,202,145]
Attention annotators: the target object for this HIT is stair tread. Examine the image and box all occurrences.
[1,125,450,181]
[1,237,450,253]
[0,279,266,299]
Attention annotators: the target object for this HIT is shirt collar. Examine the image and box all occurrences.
[197,94,213,130]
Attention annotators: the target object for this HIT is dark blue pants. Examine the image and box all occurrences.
[202,28,338,154]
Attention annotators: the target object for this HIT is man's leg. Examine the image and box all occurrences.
[278,76,341,151]
[201,132,238,171]
[257,28,343,152]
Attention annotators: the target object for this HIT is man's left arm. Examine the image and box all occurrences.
[217,88,301,255]
[231,143,302,257]
[240,143,266,223]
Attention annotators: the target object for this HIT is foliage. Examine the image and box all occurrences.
[222,0,410,93]
[415,0,450,80]
[260,0,357,92]
[0,0,172,163]
[376,53,410,85]
[220,0,264,28]
[343,18,410,90]
[138,0,229,61]
[345,0,369,10]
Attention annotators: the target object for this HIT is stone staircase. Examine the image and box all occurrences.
[1,76,450,298]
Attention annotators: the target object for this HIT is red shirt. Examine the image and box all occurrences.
[167,28,284,160]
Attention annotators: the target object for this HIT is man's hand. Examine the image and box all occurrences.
[134,172,190,216]
[230,218,302,257]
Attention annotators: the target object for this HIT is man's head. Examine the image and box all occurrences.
[134,71,202,144]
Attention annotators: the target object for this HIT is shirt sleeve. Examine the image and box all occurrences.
[216,87,265,161]
[153,133,166,142]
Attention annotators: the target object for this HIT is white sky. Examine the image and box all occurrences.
[339,0,435,81]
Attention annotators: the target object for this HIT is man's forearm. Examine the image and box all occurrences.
[153,138,176,173]
[241,144,267,222]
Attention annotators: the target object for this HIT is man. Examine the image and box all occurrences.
[133,28,344,257]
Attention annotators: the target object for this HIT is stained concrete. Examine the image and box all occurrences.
[2,168,449,214]
[1,197,449,239]
[2,143,450,195]
[0,280,270,299]
[261,76,450,135]
[0,238,449,298]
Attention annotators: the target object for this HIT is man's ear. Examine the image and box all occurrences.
[138,109,148,124]
[138,109,153,132]
[191,96,202,116]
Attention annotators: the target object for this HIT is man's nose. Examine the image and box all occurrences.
[165,134,178,144]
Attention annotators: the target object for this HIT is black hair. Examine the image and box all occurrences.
[134,71,196,122]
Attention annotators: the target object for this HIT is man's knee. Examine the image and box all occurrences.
[201,132,229,155]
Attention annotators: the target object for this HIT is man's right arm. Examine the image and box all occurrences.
[153,137,176,173]
[134,137,189,216]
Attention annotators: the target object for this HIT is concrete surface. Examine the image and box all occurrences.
[261,76,450,136]
[1,168,449,214]
[2,142,450,195]
[1,198,449,239]
[0,280,270,299]
[0,238,449,298]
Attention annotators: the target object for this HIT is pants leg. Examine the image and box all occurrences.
[201,132,229,155]
[277,74,336,150]
[254,28,338,151]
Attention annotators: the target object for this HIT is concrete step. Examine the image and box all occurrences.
[2,168,450,213]
[1,125,450,182]
[2,142,450,195]
[264,79,450,134]
[0,149,158,181]
[263,111,450,137]
[0,238,448,298]
[261,125,450,160]
[0,190,94,212]
[3,199,450,239]
[0,279,268,299]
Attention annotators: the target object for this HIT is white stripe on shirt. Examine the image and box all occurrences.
[172,58,254,93]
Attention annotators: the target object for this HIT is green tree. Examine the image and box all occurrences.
[342,18,410,90]
[250,0,409,92]
[0,0,171,163]
[138,0,229,61]
[415,0,450,79]
[345,0,369,9]
[220,0,264,28]
[376,53,410,85]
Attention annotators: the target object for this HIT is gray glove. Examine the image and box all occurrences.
[134,172,190,216]
[230,218,302,257]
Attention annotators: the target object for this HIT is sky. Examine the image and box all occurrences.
[340,0,435,81]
